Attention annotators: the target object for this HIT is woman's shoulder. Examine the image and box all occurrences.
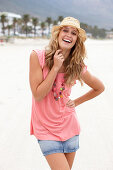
[32,49,45,56]
[31,49,45,68]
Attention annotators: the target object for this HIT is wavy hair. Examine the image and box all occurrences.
[45,27,87,86]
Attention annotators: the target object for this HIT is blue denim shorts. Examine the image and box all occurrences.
[37,135,79,156]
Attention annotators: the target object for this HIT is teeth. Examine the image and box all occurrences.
[63,39,71,43]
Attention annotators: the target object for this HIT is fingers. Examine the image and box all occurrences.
[54,50,64,61]
[55,50,63,58]
[55,49,62,55]
[58,53,64,60]
[53,49,64,70]
[66,99,75,107]
[55,50,64,59]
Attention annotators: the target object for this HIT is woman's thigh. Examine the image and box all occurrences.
[45,153,71,170]
[64,152,76,169]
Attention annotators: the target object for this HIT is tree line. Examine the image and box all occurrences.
[80,23,107,38]
[0,14,63,37]
[0,14,112,38]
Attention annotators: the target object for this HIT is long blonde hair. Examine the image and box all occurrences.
[45,27,86,86]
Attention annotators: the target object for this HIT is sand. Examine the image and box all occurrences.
[0,38,113,170]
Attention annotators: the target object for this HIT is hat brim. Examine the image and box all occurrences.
[52,25,87,42]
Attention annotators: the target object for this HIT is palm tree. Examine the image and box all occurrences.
[0,14,7,35]
[53,20,58,25]
[7,25,12,36]
[32,17,38,37]
[13,17,17,35]
[57,16,64,23]
[46,17,52,35]
[92,25,98,38]
[17,18,22,34]
[40,22,45,37]
[22,14,30,37]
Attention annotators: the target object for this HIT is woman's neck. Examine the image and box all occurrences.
[61,49,71,60]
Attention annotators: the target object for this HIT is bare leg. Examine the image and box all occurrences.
[64,152,76,169]
[45,153,71,170]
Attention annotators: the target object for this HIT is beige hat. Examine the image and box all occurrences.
[52,17,87,42]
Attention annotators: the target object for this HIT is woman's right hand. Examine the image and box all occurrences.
[53,49,64,71]
[29,50,64,102]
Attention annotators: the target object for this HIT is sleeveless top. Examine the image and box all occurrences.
[30,49,87,141]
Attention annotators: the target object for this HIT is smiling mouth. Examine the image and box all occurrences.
[63,39,72,43]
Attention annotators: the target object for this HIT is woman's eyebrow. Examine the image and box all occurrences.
[64,27,77,32]
[63,27,69,29]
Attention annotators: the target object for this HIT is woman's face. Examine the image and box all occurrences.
[58,26,78,51]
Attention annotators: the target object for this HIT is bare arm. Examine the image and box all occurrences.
[66,70,105,107]
[29,50,64,102]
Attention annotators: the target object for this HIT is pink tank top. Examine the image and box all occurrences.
[30,49,87,141]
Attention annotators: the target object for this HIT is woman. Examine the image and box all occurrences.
[29,17,105,170]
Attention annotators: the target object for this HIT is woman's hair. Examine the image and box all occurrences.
[45,27,87,86]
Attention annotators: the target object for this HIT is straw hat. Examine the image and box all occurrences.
[52,17,87,42]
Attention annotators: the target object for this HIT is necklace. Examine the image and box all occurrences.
[52,79,65,101]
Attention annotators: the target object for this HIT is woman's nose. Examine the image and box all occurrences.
[66,32,71,37]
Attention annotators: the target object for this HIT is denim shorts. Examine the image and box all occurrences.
[37,135,79,156]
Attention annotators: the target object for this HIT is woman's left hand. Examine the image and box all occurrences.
[66,99,75,108]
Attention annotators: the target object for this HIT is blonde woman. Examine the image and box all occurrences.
[29,17,105,170]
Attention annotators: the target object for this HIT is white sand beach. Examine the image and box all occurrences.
[0,38,113,170]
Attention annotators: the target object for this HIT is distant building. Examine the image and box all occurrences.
[0,12,21,23]
[106,31,113,39]
[0,12,21,36]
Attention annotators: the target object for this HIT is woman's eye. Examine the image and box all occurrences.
[72,32,76,35]
[63,29,68,32]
